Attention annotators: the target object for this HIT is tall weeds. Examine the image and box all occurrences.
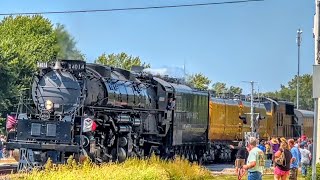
[8,155,215,180]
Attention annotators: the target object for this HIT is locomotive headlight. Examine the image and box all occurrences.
[45,100,54,110]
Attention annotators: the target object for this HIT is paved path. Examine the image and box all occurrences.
[205,163,234,171]
[205,163,275,175]
[205,163,237,175]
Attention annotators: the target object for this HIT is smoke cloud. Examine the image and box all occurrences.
[143,66,185,79]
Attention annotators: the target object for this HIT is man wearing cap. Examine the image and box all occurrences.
[242,137,265,180]
[301,134,307,142]
[288,139,301,180]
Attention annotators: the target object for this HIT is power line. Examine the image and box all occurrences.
[0,0,264,16]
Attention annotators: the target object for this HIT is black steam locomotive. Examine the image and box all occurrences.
[6,60,211,170]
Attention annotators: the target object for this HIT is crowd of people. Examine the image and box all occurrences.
[235,135,313,180]
[0,135,11,159]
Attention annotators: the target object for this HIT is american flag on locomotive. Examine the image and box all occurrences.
[6,114,17,130]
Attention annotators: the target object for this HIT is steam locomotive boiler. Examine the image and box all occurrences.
[6,60,210,170]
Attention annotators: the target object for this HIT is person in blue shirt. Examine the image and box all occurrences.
[257,140,266,153]
[288,139,301,180]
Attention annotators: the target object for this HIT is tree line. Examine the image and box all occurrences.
[0,15,313,123]
[185,73,313,111]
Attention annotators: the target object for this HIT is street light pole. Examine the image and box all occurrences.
[296,29,302,109]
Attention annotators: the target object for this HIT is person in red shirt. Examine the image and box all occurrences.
[301,134,307,143]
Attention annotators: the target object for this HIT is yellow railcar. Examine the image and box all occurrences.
[208,97,271,143]
[201,96,299,163]
[263,100,298,139]
[294,109,314,139]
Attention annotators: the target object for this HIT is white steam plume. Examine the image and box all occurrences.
[143,66,186,79]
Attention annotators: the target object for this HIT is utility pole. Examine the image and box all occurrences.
[257,85,261,105]
[296,29,302,109]
[242,81,257,133]
[242,81,259,146]
[183,60,186,79]
[312,0,320,179]
[250,81,254,133]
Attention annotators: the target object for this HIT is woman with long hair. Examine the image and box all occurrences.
[274,141,292,180]
[270,137,279,166]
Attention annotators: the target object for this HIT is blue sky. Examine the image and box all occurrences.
[0,0,315,94]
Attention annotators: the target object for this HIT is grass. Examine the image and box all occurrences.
[4,155,307,180]
[7,155,215,180]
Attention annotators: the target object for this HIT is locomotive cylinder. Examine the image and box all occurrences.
[118,126,132,132]
[133,119,141,126]
[117,115,131,123]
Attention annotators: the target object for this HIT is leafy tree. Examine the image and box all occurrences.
[212,82,228,94]
[187,73,211,90]
[229,86,243,94]
[0,15,60,116]
[54,23,85,60]
[94,52,150,70]
[0,15,85,121]
[0,118,6,134]
[0,15,58,88]
[0,61,15,113]
[263,74,312,110]
[211,82,242,95]
[0,15,84,116]
[288,74,312,110]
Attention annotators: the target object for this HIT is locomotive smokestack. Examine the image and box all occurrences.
[53,61,62,70]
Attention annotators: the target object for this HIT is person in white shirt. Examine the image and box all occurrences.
[167,97,176,110]
[307,139,313,166]
[299,143,311,177]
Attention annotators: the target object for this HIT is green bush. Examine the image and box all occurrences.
[306,163,320,180]
[0,117,6,135]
